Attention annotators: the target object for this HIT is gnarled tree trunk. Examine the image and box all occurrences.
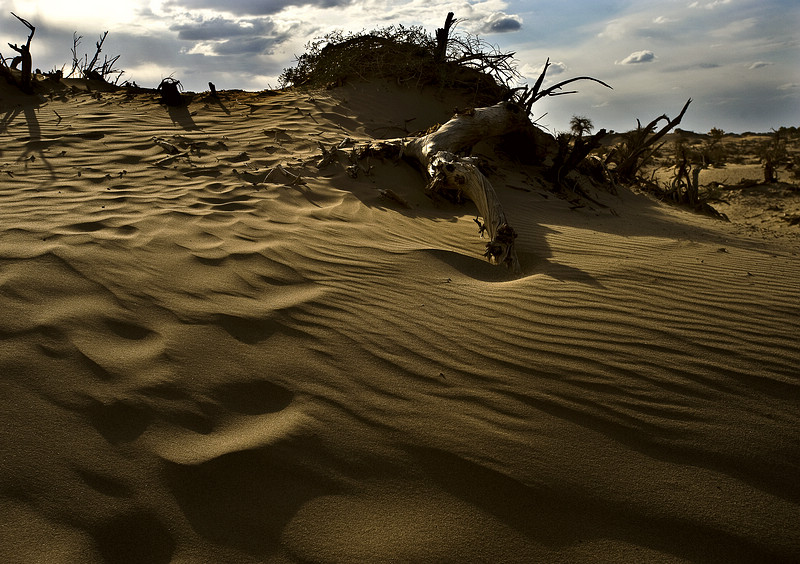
[401,102,529,273]
[329,102,529,273]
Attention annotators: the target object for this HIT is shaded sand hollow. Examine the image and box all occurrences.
[1,78,799,563]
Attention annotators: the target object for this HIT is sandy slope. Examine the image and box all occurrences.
[1,78,799,563]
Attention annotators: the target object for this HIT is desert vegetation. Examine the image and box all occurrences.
[0,12,35,93]
[279,15,520,107]
[66,31,125,84]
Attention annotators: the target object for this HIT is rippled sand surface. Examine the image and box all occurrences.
[2,79,799,563]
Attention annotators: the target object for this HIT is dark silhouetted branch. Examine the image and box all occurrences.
[612,98,692,183]
[434,12,455,63]
[7,12,35,93]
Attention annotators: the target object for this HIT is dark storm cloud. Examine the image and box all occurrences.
[213,34,290,55]
[170,16,275,40]
[664,62,721,72]
[164,0,353,16]
[481,12,522,34]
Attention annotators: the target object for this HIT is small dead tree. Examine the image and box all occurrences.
[68,31,124,83]
[669,137,702,205]
[433,12,455,63]
[158,77,184,106]
[609,98,692,183]
[546,127,609,185]
[760,130,788,183]
[5,12,35,93]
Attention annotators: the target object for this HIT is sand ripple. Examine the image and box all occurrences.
[1,83,799,562]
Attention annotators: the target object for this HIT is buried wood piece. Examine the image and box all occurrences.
[379,189,411,208]
[151,136,181,154]
[402,102,528,273]
[316,142,338,169]
[327,102,528,272]
[427,152,519,271]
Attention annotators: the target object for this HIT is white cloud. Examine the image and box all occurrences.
[5,0,140,28]
[748,61,773,69]
[170,15,274,40]
[616,50,657,65]
[598,19,626,40]
[689,0,732,8]
[161,0,353,16]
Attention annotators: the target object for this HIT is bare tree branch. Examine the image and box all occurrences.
[611,98,692,182]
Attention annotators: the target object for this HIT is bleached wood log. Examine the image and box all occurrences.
[425,151,520,272]
[319,102,531,272]
[402,101,528,273]
[404,101,527,163]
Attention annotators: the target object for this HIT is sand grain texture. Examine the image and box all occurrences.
[2,79,799,563]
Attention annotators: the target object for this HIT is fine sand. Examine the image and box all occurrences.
[2,78,799,563]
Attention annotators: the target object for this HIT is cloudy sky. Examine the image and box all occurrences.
[2,0,798,132]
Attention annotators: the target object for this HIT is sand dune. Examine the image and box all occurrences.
[1,78,799,563]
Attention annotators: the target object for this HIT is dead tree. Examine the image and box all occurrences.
[759,131,788,184]
[84,31,108,78]
[669,138,702,205]
[513,58,612,116]
[403,102,532,271]
[546,128,609,185]
[609,99,692,183]
[69,31,123,83]
[6,12,35,93]
[433,12,455,63]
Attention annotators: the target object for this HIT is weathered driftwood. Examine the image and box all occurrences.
[402,101,530,272]
[318,103,526,272]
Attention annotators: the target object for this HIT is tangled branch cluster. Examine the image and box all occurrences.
[278,24,517,105]
[67,31,125,84]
